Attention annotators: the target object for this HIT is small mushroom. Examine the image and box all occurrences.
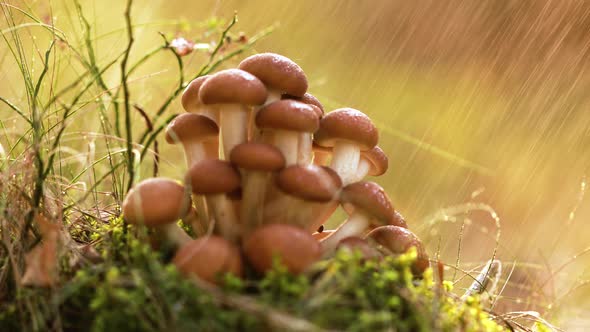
[122,178,192,247]
[283,93,325,164]
[255,100,319,165]
[173,236,243,284]
[366,225,429,275]
[350,146,388,183]
[199,69,267,159]
[181,75,219,123]
[243,224,320,275]
[314,108,378,185]
[320,181,394,257]
[230,142,285,234]
[165,113,219,167]
[185,159,241,243]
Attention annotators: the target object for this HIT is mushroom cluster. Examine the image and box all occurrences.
[122,53,429,284]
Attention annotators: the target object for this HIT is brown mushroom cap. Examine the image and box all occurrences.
[366,225,429,274]
[199,69,267,105]
[390,211,408,229]
[282,92,324,117]
[238,53,308,97]
[122,178,190,227]
[243,224,320,274]
[362,146,389,176]
[186,159,241,195]
[256,100,319,133]
[276,165,341,202]
[340,181,394,225]
[181,75,210,112]
[165,113,219,144]
[314,108,378,151]
[230,143,285,172]
[173,236,243,284]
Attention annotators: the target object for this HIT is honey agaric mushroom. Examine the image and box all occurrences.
[273,164,340,230]
[255,100,319,165]
[230,142,285,234]
[185,159,241,243]
[199,69,267,159]
[282,92,324,117]
[312,142,332,166]
[243,224,320,275]
[320,181,394,256]
[305,166,343,233]
[122,178,192,247]
[239,53,308,105]
[173,236,243,284]
[165,113,219,167]
[314,108,378,185]
[283,93,325,164]
[366,225,429,275]
[350,145,389,183]
[181,75,219,123]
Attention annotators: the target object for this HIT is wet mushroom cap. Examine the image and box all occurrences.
[181,75,210,111]
[243,223,321,274]
[173,236,243,284]
[230,143,286,172]
[282,92,324,117]
[366,225,429,274]
[186,159,241,195]
[199,69,267,105]
[238,53,308,97]
[255,100,320,133]
[165,113,219,143]
[362,146,389,176]
[122,178,190,227]
[276,165,341,202]
[314,108,378,150]
[340,181,394,224]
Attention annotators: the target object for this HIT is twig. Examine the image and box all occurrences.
[120,0,135,192]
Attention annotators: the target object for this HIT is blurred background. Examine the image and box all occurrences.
[2,0,590,329]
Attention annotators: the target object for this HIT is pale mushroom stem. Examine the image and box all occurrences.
[208,194,240,243]
[240,171,268,234]
[330,143,361,185]
[320,212,369,257]
[350,158,371,183]
[220,105,249,159]
[297,133,313,165]
[274,130,299,165]
[264,89,282,106]
[251,89,282,140]
[199,106,220,124]
[305,201,339,232]
[162,223,192,247]
[183,143,206,167]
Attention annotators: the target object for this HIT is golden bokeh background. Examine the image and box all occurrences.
[2,1,590,328]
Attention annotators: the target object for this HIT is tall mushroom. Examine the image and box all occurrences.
[185,159,241,243]
[314,108,378,185]
[319,181,395,257]
[122,178,192,247]
[350,145,388,183]
[199,69,267,159]
[230,142,285,234]
[181,75,219,123]
[283,92,325,164]
[255,100,319,165]
[366,225,429,275]
[173,236,243,284]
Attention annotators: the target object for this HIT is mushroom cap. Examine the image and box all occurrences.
[256,100,319,133]
[337,236,382,260]
[282,92,324,117]
[243,224,320,274]
[186,159,241,195]
[390,211,408,229]
[122,178,190,227]
[276,165,341,202]
[238,53,308,97]
[362,146,389,176]
[173,236,243,284]
[366,225,429,274]
[181,75,210,112]
[314,108,378,151]
[230,142,285,172]
[340,181,394,225]
[199,69,267,105]
[165,113,219,144]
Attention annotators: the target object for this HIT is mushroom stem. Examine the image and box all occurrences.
[305,201,339,233]
[330,142,360,185]
[240,171,269,234]
[208,194,240,243]
[183,143,206,167]
[199,107,219,124]
[273,130,299,165]
[297,133,313,165]
[161,223,192,247]
[219,104,249,159]
[265,89,282,106]
[320,212,369,257]
[350,158,371,183]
